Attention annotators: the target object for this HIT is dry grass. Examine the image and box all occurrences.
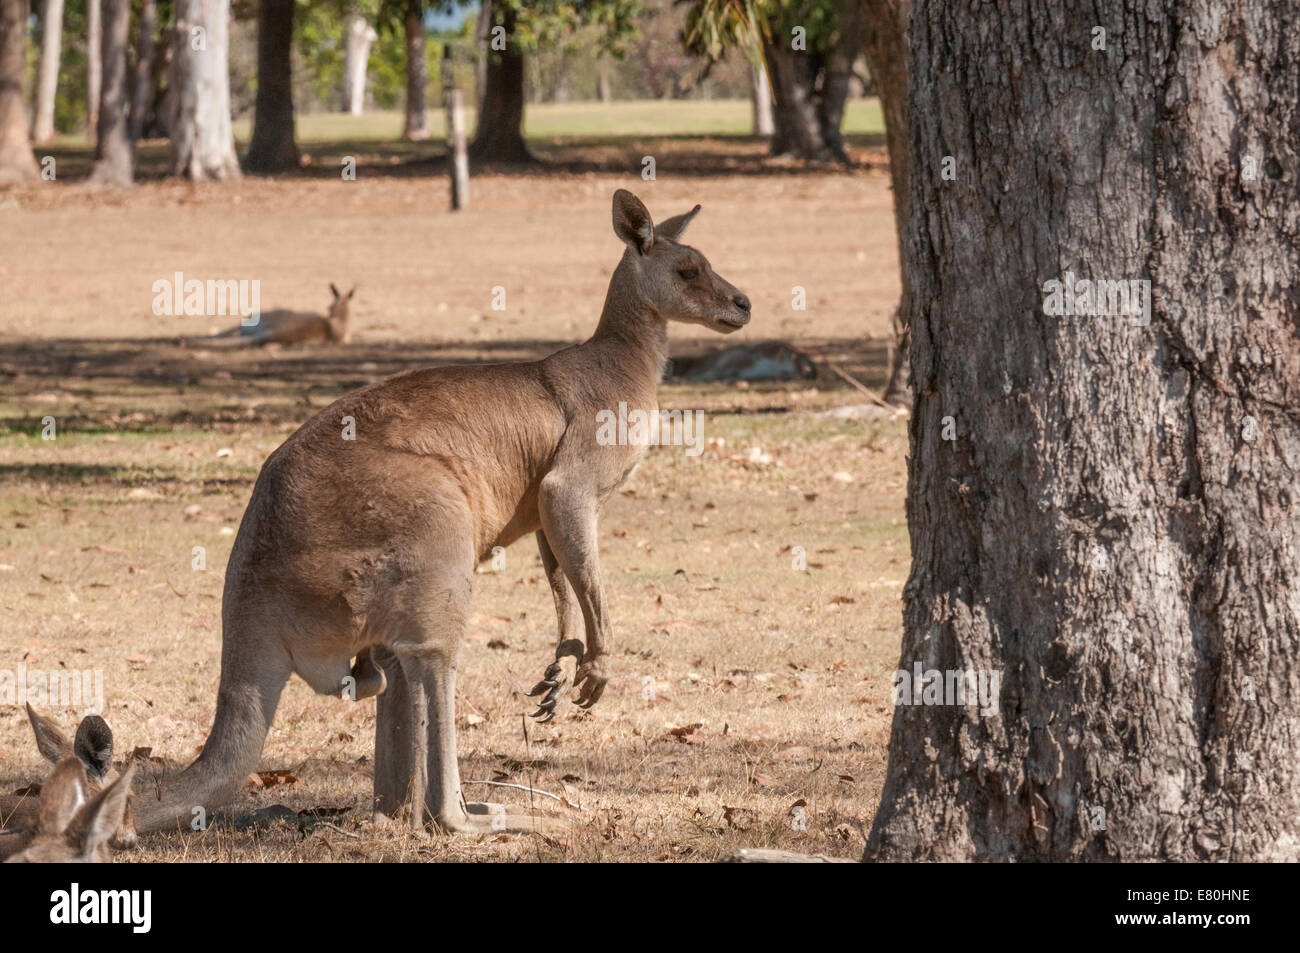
[0,157,907,862]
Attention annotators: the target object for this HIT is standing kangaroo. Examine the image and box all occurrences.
[183,284,355,347]
[133,190,751,835]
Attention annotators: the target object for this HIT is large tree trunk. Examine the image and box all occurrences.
[861,0,912,407]
[762,35,829,161]
[127,0,156,143]
[245,0,298,173]
[470,1,530,163]
[749,60,773,137]
[813,1,862,163]
[31,0,63,144]
[342,15,376,115]
[0,0,36,183]
[88,0,130,184]
[86,0,100,134]
[168,0,240,180]
[866,0,1300,862]
[402,0,429,140]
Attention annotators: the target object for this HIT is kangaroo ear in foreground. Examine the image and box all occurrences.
[36,758,87,835]
[612,189,655,255]
[330,283,341,300]
[346,286,357,300]
[654,205,701,243]
[73,715,114,781]
[68,763,135,858]
[27,703,72,767]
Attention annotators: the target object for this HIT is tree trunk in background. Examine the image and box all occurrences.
[470,1,529,162]
[86,0,100,134]
[31,0,63,143]
[814,0,861,163]
[402,0,429,140]
[245,0,298,172]
[0,0,36,183]
[865,0,1300,862]
[473,0,490,110]
[861,0,912,406]
[168,0,240,181]
[127,0,156,142]
[597,60,611,103]
[88,0,130,184]
[762,35,827,160]
[343,15,376,115]
[749,60,773,137]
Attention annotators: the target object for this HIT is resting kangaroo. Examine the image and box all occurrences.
[2,759,136,863]
[184,284,355,347]
[132,190,751,835]
[0,705,137,850]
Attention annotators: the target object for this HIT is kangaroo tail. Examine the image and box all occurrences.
[133,642,291,835]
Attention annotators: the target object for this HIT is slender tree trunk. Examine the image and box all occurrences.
[342,15,376,115]
[245,0,298,173]
[866,0,1300,862]
[31,0,63,143]
[762,34,829,161]
[168,0,240,181]
[88,0,130,184]
[86,0,100,134]
[402,0,429,140]
[127,0,156,143]
[749,59,773,137]
[0,0,36,183]
[473,0,490,110]
[861,0,912,406]
[814,1,862,163]
[470,1,530,163]
[596,60,611,104]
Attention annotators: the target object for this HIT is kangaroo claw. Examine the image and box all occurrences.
[525,679,558,697]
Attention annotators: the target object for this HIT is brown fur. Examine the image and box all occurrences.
[183,284,355,347]
[133,191,751,835]
[2,758,135,863]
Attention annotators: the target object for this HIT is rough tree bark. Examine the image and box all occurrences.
[127,0,156,143]
[86,0,100,133]
[245,0,299,173]
[861,0,912,406]
[470,1,530,163]
[31,0,63,144]
[866,0,1300,862]
[0,0,36,184]
[402,0,429,140]
[88,0,131,184]
[342,15,376,115]
[168,0,240,181]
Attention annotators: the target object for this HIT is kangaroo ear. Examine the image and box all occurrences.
[36,758,87,835]
[73,715,114,781]
[346,286,357,300]
[27,703,72,767]
[655,205,701,243]
[68,763,135,857]
[330,283,341,301]
[612,189,654,255]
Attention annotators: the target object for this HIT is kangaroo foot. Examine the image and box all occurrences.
[435,802,571,835]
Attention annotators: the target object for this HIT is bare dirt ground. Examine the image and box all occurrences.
[0,140,907,861]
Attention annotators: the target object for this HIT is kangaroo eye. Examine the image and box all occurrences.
[678,268,699,280]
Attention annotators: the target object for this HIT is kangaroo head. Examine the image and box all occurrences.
[611,189,751,334]
[4,757,135,863]
[327,283,357,342]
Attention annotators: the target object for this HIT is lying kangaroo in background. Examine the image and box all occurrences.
[133,190,751,836]
[184,283,355,347]
[0,705,138,849]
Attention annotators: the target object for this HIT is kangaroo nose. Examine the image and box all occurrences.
[733,292,751,313]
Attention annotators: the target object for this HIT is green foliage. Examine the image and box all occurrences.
[684,0,843,59]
